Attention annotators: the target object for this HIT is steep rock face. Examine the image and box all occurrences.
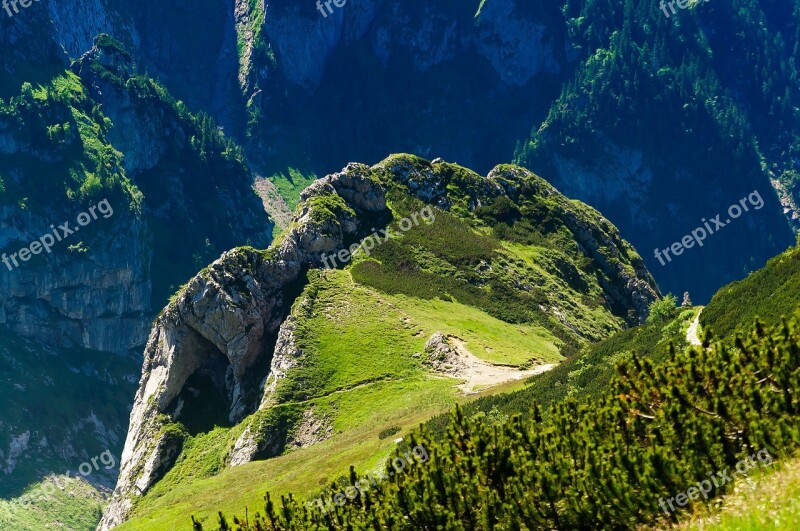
[258,1,377,89]
[0,35,273,356]
[0,203,151,355]
[0,33,274,492]
[241,0,569,174]
[72,42,167,174]
[249,0,557,90]
[98,166,387,529]
[47,0,120,61]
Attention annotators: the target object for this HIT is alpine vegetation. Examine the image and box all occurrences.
[320,205,435,269]
[306,444,429,515]
[658,449,774,514]
[198,310,800,529]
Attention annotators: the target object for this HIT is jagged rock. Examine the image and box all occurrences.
[259,315,304,409]
[228,427,259,468]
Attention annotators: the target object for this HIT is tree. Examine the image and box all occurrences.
[647,293,678,324]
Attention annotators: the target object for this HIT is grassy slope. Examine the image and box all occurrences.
[264,168,317,211]
[701,242,800,340]
[117,268,563,530]
[117,157,657,529]
[0,329,137,497]
[0,476,106,531]
[667,454,800,530]
[0,329,136,530]
[432,242,800,431]
[421,305,698,439]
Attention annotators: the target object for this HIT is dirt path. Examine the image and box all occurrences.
[686,307,704,346]
[448,337,556,395]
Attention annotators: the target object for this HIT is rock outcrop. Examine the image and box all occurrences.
[100,157,660,529]
[376,156,659,322]
[0,199,151,356]
[98,165,387,529]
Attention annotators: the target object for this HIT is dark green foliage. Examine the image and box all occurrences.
[0,72,138,215]
[199,311,800,529]
[74,47,271,303]
[515,0,798,301]
[94,34,133,61]
[702,245,800,340]
[352,162,653,354]
[647,293,679,324]
[350,193,540,326]
[377,426,401,440]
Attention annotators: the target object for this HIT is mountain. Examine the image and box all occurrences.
[97,154,659,529]
[105,168,800,531]
[194,268,800,530]
[1,1,799,529]
[2,0,796,301]
[0,34,272,510]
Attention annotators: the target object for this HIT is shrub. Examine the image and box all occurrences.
[377,426,401,440]
[196,312,800,529]
[647,293,678,324]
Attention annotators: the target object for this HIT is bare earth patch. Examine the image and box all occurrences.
[424,332,555,395]
[686,307,704,347]
[253,176,293,230]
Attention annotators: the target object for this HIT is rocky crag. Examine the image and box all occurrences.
[100,156,658,528]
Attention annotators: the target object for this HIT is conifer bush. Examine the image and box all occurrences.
[193,312,800,530]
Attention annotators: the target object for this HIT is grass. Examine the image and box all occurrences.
[265,168,317,210]
[665,454,800,530]
[351,189,625,352]
[385,294,561,366]
[702,244,800,341]
[0,475,106,531]
[421,305,698,439]
[117,376,460,531]
[116,267,568,530]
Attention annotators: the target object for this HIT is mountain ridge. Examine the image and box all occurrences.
[100,154,659,529]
